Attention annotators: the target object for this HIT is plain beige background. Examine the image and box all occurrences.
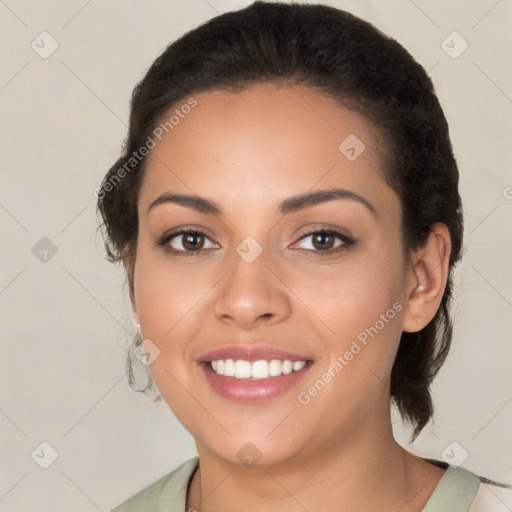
[0,0,511,510]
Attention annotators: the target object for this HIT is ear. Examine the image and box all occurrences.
[402,223,452,333]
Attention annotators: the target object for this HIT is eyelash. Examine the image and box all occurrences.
[156,226,356,258]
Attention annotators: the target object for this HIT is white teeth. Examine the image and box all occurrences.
[282,360,293,375]
[209,358,308,380]
[293,361,306,371]
[251,360,269,379]
[234,360,252,378]
[224,359,235,377]
[269,359,282,377]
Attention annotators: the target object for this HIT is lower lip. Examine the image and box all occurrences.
[200,362,314,403]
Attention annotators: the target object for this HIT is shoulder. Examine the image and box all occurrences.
[110,456,199,512]
[421,459,490,511]
[422,459,512,512]
[470,481,512,512]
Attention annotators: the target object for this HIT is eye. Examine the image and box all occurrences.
[156,226,355,258]
[157,228,217,256]
[293,229,355,256]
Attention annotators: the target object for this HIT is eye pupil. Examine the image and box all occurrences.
[313,232,334,250]
[183,233,204,250]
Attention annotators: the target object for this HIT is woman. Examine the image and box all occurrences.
[98,2,508,510]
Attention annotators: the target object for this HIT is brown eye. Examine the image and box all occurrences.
[157,229,217,256]
[311,232,336,251]
[294,229,355,257]
[181,232,205,251]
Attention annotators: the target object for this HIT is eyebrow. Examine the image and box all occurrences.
[147,187,377,218]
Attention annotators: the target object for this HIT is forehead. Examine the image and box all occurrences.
[139,84,397,220]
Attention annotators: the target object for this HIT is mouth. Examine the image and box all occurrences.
[197,346,315,402]
[207,358,311,380]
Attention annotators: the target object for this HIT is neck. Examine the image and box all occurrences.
[186,418,445,512]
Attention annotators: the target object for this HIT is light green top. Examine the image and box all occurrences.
[111,456,481,511]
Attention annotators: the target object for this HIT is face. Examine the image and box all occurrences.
[131,84,414,467]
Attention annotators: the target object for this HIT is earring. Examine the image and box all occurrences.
[416,285,425,293]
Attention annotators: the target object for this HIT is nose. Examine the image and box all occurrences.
[213,243,292,330]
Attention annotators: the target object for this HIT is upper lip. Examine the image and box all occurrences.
[197,345,313,363]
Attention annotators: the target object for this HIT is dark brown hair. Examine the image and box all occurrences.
[97,1,463,440]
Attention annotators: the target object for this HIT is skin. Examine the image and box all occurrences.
[129,83,451,511]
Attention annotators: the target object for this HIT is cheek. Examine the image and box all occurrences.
[301,246,405,383]
[132,251,207,414]
[296,249,403,337]
[132,245,222,386]
[133,244,206,337]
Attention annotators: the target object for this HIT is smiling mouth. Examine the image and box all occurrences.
[199,356,314,403]
[206,358,314,380]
